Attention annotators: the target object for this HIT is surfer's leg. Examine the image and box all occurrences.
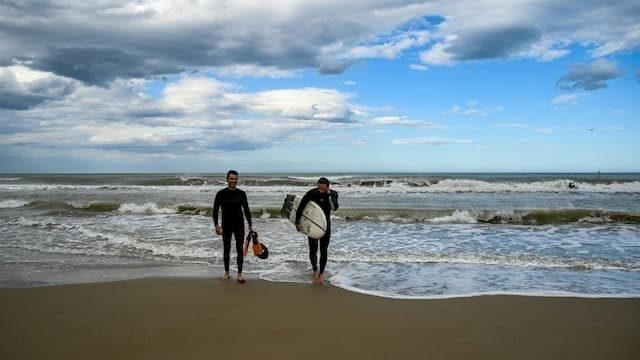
[308,237,319,273]
[318,232,330,282]
[234,226,245,275]
[222,230,232,274]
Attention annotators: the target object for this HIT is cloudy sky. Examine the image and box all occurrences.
[1,0,638,173]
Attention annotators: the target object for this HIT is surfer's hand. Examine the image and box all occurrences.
[296,223,302,232]
[215,225,223,235]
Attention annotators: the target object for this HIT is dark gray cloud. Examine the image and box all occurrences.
[0,1,431,85]
[3,1,639,86]
[448,26,542,61]
[33,47,180,87]
[318,60,356,75]
[556,60,622,91]
[0,90,51,110]
[0,68,76,110]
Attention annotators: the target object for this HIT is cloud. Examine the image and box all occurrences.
[0,75,361,154]
[2,1,638,86]
[246,88,356,123]
[0,2,438,84]
[392,137,472,145]
[372,116,444,129]
[340,30,431,60]
[419,1,640,66]
[212,64,296,78]
[0,65,76,110]
[551,93,582,105]
[445,26,542,61]
[343,80,357,86]
[409,64,428,71]
[444,101,503,116]
[32,47,179,87]
[556,59,622,91]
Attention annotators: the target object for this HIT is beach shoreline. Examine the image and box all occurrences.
[1,277,638,360]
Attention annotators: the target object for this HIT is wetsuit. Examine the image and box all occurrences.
[295,189,339,274]
[212,188,252,273]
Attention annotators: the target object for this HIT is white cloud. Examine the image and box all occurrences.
[342,30,431,60]
[392,137,472,145]
[344,80,357,86]
[409,64,428,71]
[552,93,581,105]
[211,64,296,78]
[247,88,355,122]
[0,74,362,154]
[444,101,503,116]
[372,116,444,129]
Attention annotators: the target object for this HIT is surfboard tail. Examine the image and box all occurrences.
[281,194,296,217]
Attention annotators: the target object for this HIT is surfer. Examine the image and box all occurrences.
[212,170,253,283]
[295,177,339,284]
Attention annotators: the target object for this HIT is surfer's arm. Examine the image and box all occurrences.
[242,191,253,228]
[212,191,221,226]
[330,190,339,211]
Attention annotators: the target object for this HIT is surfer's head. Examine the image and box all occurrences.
[317,177,330,193]
[227,170,239,189]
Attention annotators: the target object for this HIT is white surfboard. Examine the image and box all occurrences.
[281,194,327,239]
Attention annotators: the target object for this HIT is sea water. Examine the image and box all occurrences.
[1,173,639,298]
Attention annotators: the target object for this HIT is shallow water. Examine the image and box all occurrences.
[1,173,639,298]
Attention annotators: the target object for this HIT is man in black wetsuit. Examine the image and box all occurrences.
[295,177,339,284]
[212,170,253,283]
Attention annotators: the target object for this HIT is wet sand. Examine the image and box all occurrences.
[1,277,639,359]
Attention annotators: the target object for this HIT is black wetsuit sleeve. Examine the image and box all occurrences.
[212,190,222,226]
[242,191,252,227]
[330,190,339,211]
[295,190,312,225]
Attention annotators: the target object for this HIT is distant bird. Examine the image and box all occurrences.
[589,128,595,131]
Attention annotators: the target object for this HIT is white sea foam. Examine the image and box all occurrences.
[0,199,29,208]
[1,179,639,194]
[287,175,357,181]
[118,202,177,214]
[428,210,478,223]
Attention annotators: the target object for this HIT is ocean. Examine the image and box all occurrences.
[1,173,639,299]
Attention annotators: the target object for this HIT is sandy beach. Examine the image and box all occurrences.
[1,277,639,360]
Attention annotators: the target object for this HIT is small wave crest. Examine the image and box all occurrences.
[0,199,29,208]
[334,208,640,224]
[118,203,178,214]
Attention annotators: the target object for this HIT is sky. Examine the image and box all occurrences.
[0,0,639,173]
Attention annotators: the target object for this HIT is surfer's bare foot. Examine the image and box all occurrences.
[311,271,319,284]
[222,272,230,280]
[317,274,325,284]
[237,274,245,283]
